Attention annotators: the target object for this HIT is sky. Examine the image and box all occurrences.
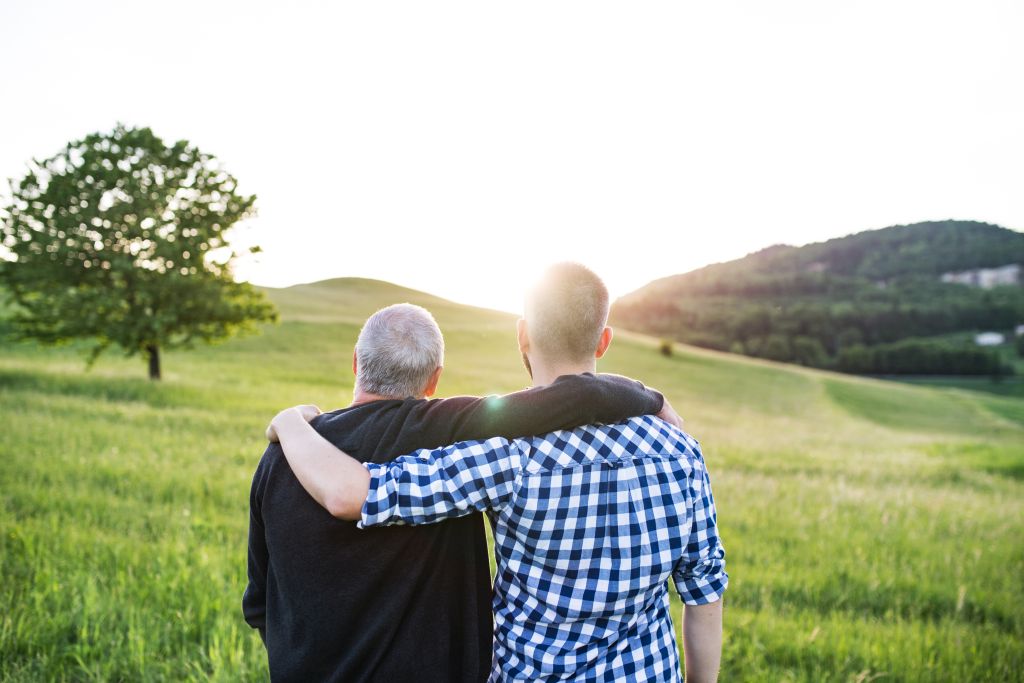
[1,0,1021,313]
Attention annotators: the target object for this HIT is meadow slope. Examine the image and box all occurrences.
[1,278,1022,682]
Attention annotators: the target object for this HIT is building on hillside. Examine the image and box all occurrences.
[975,332,1006,346]
[1015,324,1024,337]
[941,264,1021,289]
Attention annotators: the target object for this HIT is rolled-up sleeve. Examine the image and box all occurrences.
[672,446,728,604]
[360,436,525,528]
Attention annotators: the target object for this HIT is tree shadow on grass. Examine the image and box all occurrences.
[926,442,1024,481]
[0,368,215,409]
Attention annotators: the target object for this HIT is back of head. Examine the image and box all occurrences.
[524,262,609,364]
[355,303,445,399]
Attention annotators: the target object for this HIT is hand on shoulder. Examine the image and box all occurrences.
[656,396,685,430]
[266,404,322,443]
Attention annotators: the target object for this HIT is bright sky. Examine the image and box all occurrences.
[1,1,1021,313]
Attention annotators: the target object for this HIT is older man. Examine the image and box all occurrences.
[269,264,728,683]
[243,302,670,682]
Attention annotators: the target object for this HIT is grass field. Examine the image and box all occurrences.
[2,278,1023,682]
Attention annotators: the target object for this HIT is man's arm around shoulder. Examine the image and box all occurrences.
[269,406,370,519]
[424,372,668,444]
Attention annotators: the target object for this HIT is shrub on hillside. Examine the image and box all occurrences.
[758,335,792,362]
[791,336,829,367]
[836,339,1012,376]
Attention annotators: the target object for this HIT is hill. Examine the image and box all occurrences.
[612,220,1024,376]
[259,277,512,328]
[1,277,1022,681]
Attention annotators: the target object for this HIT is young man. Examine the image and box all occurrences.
[269,264,727,682]
[243,301,672,682]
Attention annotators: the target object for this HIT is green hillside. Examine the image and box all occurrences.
[261,277,512,328]
[2,278,1022,681]
[613,220,1024,376]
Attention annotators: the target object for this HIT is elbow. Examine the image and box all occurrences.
[323,491,362,521]
[322,465,372,521]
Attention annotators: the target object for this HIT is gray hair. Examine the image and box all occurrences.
[354,303,445,399]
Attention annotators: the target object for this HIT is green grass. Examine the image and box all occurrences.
[2,279,1023,681]
[895,375,1024,399]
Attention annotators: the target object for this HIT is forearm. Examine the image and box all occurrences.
[683,599,723,683]
[274,408,369,520]
[447,373,664,443]
[361,437,520,528]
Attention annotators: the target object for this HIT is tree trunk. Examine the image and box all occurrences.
[147,344,161,380]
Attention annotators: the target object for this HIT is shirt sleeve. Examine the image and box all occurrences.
[672,443,728,605]
[431,373,664,443]
[359,436,524,528]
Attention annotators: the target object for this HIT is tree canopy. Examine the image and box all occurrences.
[0,124,277,379]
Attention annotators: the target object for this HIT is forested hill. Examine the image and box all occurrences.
[611,220,1024,375]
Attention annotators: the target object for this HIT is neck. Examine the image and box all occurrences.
[528,356,597,387]
[350,387,418,406]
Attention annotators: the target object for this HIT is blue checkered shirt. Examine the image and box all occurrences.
[360,415,728,682]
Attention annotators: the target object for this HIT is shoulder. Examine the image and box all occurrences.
[253,440,286,473]
[409,395,482,418]
[311,401,404,439]
[518,415,702,472]
[249,441,284,495]
[528,414,697,452]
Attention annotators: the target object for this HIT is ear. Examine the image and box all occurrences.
[594,326,613,359]
[352,350,358,376]
[423,366,443,397]
[516,318,530,354]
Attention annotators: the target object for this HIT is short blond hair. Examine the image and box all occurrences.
[524,262,609,363]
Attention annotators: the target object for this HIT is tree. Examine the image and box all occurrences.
[790,336,828,367]
[758,335,792,362]
[0,124,277,379]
